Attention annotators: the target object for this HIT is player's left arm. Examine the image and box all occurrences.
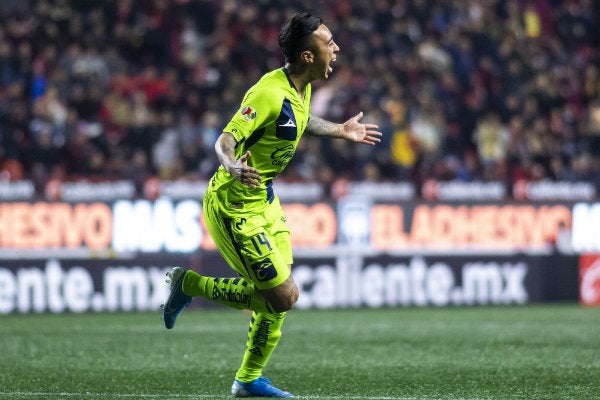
[305,112,382,145]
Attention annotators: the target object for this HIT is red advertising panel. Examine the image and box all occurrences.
[579,254,600,306]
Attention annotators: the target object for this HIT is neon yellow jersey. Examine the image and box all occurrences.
[208,67,312,208]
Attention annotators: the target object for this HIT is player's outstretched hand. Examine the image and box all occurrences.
[342,112,382,145]
[231,151,262,189]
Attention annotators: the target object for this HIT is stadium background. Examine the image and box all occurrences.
[0,0,600,314]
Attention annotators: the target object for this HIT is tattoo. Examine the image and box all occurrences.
[306,115,342,138]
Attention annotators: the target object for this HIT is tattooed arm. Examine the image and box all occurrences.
[305,112,382,145]
[305,114,344,138]
[215,132,262,188]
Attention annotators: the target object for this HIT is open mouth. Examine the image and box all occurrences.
[327,58,336,74]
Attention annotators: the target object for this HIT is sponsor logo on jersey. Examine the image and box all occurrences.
[271,144,295,167]
[278,118,296,127]
[251,258,277,282]
[240,106,257,121]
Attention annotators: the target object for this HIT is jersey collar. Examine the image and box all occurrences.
[281,67,297,90]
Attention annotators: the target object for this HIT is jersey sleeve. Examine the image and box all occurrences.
[223,84,279,143]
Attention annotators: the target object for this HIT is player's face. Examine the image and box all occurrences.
[309,25,339,80]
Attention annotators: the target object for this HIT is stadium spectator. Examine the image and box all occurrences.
[0,0,598,198]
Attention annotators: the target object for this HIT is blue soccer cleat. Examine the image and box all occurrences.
[161,267,192,329]
[231,376,294,398]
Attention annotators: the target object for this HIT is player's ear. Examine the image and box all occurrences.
[300,50,314,63]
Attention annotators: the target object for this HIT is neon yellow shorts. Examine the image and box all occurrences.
[202,190,292,290]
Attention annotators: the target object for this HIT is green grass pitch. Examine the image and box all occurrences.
[1,304,599,400]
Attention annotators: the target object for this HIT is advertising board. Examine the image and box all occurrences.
[2,199,596,254]
[0,197,596,313]
[0,253,578,314]
[579,254,600,306]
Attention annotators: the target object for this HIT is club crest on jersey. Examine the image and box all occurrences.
[240,106,257,121]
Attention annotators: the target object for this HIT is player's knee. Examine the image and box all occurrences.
[272,294,296,312]
[285,286,299,311]
[270,283,298,313]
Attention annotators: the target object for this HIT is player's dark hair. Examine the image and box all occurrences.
[278,12,323,63]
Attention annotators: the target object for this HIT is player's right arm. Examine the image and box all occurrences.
[215,132,262,189]
[217,78,279,189]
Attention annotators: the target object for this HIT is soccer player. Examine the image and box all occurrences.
[162,12,381,398]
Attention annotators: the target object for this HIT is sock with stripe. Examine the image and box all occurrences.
[235,311,286,383]
[181,269,276,314]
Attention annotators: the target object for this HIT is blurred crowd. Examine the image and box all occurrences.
[0,0,599,198]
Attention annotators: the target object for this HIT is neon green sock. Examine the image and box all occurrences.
[181,270,276,313]
[235,311,286,382]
